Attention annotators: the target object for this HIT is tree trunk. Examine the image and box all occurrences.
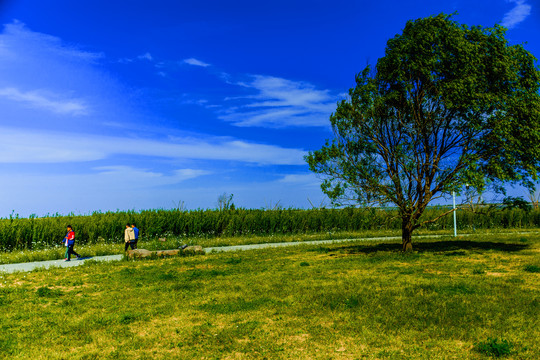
[402,217,413,251]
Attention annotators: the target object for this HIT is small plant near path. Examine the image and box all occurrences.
[524,264,540,273]
[474,337,514,358]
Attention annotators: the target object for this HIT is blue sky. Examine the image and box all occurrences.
[0,0,538,217]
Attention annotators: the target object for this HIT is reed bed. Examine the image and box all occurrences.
[1,207,540,252]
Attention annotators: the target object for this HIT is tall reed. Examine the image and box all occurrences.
[1,207,538,251]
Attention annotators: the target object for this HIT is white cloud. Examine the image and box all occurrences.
[0,87,87,115]
[91,166,211,188]
[218,75,337,128]
[119,52,154,63]
[172,168,211,179]
[501,0,532,29]
[0,167,328,216]
[0,21,326,216]
[0,127,307,165]
[0,166,213,216]
[0,21,131,129]
[278,173,319,186]
[137,52,153,61]
[183,58,211,67]
[2,20,102,63]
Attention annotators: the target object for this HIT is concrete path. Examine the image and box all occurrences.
[0,236,402,274]
[0,231,530,274]
[0,255,123,273]
[203,236,401,253]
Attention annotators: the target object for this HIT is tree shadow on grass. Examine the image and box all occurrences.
[323,240,530,255]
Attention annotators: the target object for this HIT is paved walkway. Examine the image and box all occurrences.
[203,236,401,253]
[1,231,532,274]
[0,235,406,273]
[0,255,123,273]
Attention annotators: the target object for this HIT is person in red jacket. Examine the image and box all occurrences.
[63,225,81,261]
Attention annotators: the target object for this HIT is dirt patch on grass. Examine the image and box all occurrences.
[287,333,310,343]
[7,280,25,287]
[423,268,444,275]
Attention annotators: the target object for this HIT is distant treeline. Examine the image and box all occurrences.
[1,207,539,251]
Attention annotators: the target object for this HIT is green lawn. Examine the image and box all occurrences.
[0,228,522,265]
[0,233,538,359]
[3,229,409,264]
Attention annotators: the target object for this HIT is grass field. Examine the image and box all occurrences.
[1,229,410,265]
[0,232,538,359]
[0,228,512,265]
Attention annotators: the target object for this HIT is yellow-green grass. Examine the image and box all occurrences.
[2,230,406,265]
[0,233,538,359]
[2,228,538,265]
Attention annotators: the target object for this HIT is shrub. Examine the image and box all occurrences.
[36,286,63,298]
[472,268,485,275]
[474,337,513,357]
[524,264,540,273]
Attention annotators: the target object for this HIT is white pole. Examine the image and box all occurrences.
[453,191,457,237]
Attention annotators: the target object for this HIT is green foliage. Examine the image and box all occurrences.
[36,286,63,298]
[502,196,532,211]
[472,267,486,275]
[474,337,513,358]
[524,264,540,273]
[225,257,242,265]
[3,206,540,253]
[306,13,540,245]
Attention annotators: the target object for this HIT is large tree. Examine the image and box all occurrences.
[306,14,540,251]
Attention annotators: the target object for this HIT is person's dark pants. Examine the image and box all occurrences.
[133,239,138,249]
[65,244,80,259]
[125,241,135,251]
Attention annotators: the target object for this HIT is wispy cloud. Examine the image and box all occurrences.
[0,21,128,128]
[120,52,154,63]
[183,58,211,67]
[0,167,327,216]
[0,87,87,115]
[137,52,153,61]
[0,127,307,165]
[0,21,325,215]
[278,173,319,185]
[91,166,211,187]
[501,0,532,29]
[0,166,213,215]
[2,20,103,63]
[217,75,337,128]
